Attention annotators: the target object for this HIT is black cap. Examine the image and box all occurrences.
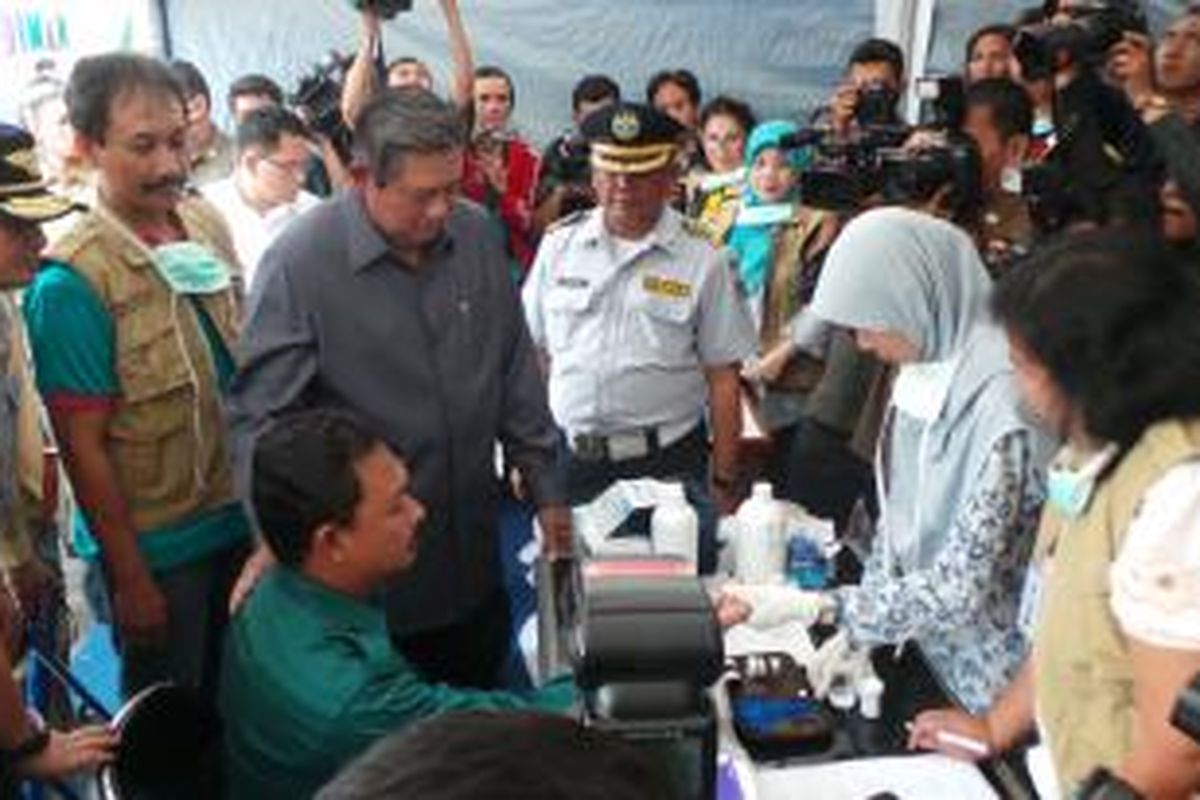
[0,123,75,223]
[580,102,683,174]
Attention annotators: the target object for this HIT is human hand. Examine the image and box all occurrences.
[537,504,574,559]
[480,150,509,195]
[18,725,118,780]
[907,707,995,761]
[719,584,829,630]
[743,343,794,385]
[112,569,167,646]
[830,83,859,135]
[713,590,753,628]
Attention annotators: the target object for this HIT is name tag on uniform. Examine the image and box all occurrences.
[555,276,590,289]
[1018,564,1046,635]
[643,275,692,299]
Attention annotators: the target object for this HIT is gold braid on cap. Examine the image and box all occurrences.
[589,142,677,174]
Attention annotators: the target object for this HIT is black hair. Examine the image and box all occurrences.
[847,37,905,83]
[965,77,1033,140]
[474,65,516,109]
[698,95,757,138]
[352,87,465,188]
[315,711,682,800]
[251,409,386,568]
[65,53,187,143]
[992,227,1200,450]
[235,106,311,155]
[965,23,1016,67]
[227,73,284,117]
[645,69,702,108]
[170,59,211,108]
[571,74,621,113]
[386,56,427,76]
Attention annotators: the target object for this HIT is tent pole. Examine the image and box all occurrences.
[156,0,174,58]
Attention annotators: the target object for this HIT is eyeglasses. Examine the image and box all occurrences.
[262,158,308,180]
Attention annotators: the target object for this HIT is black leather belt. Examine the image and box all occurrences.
[570,427,662,463]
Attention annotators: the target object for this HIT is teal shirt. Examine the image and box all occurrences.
[23,262,249,572]
[220,568,576,800]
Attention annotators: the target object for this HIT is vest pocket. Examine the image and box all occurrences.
[109,387,196,521]
[115,304,196,404]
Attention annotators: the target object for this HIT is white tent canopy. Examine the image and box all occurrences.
[1,1,1186,144]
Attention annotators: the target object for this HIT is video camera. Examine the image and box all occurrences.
[1012,0,1147,82]
[1012,1,1160,237]
[291,51,355,165]
[789,75,981,223]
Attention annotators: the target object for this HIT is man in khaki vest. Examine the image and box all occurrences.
[23,54,251,700]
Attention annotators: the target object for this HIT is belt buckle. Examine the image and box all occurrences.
[572,434,607,462]
[607,431,650,462]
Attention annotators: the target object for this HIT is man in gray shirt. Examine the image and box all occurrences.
[229,88,569,689]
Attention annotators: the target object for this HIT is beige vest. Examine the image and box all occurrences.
[1032,418,1200,791]
[760,209,835,395]
[48,197,241,533]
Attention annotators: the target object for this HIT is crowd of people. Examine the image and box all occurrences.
[1,0,1199,797]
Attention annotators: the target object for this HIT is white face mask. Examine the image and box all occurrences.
[890,356,961,423]
[151,241,232,295]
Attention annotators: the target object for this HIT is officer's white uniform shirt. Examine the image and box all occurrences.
[523,206,755,440]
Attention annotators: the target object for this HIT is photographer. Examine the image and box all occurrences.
[962,78,1035,274]
[966,24,1017,84]
[340,0,474,129]
[828,38,905,137]
[1012,0,1162,234]
[910,228,1200,799]
[533,74,620,231]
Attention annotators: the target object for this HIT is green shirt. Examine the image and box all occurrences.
[23,262,249,572]
[220,568,576,800]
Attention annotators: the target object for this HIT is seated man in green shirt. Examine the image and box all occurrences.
[221,409,575,800]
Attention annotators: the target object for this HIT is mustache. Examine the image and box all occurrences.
[140,175,187,194]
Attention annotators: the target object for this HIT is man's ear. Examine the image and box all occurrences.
[311,521,348,565]
[74,130,100,167]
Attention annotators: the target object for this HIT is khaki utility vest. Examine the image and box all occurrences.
[48,198,241,533]
[1033,418,1200,791]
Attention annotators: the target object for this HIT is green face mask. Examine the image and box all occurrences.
[152,241,232,295]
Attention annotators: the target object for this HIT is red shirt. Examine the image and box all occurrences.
[462,135,541,275]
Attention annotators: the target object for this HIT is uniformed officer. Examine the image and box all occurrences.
[522,102,756,572]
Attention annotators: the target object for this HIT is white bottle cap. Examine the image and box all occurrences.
[751,482,773,500]
[857,676,884,720]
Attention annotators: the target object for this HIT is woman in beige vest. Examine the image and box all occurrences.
[909,228,1200,798]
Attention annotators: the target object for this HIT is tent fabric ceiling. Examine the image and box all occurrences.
[160,0,1193,146]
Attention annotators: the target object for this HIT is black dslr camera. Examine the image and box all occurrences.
[348,0,414,19]
[1012,0,1147,81]
[292,51,355,165]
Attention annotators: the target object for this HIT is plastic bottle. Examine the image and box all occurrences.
[651,483,699,571]
[734,482,787,584]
